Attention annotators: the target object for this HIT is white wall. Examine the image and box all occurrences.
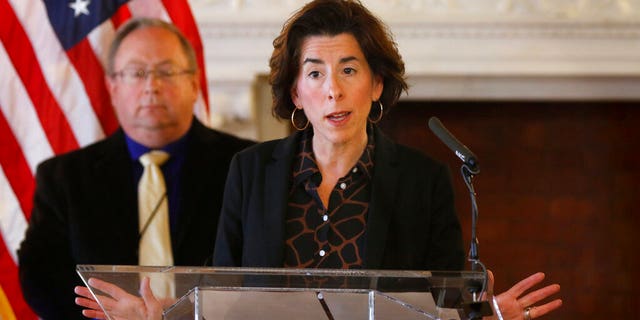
[190,0,640,140]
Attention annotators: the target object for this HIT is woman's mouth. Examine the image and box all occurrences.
[326,111,351,122]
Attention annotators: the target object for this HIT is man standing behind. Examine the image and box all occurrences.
[17,18,253,320]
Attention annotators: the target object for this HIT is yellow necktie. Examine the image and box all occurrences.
[138,151,174,298]
[138,150,173,266]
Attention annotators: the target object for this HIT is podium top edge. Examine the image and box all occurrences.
[76,264,483,278]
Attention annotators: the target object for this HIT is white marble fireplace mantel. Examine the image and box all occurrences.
[190,0,640,140]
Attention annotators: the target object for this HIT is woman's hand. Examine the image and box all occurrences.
[74,277,164,320]
[487,271,562,320]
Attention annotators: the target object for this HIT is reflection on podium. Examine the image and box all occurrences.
[77,265,493,320]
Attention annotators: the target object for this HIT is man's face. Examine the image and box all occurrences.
[107,26,198,148]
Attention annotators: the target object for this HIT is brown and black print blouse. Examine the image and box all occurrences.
[284,127,376,269]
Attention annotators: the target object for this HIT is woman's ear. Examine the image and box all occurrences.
[290,85,300,107]
[372,74,383,101]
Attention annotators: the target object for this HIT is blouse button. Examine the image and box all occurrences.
[352,167,358,173]
[339,182,347,190]
[319,249,326,257]
[323,215,328,222]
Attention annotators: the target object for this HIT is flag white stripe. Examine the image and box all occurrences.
[0,42,54,174]
[0,168,28,264]
[9,0,105,148]
[87,19,116,71]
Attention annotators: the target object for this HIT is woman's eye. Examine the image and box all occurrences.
[344,67,355,74]
[308,71,320,78]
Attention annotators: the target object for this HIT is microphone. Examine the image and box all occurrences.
[428,116,484,277]
[428,117,479,174]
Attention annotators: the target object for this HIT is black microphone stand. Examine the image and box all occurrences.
[461,163,481,273]
[427,117,493,319]
[460,163,492,320]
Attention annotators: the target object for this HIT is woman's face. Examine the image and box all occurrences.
[291,33,383,148]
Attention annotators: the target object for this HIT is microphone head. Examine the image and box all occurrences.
[428,117,480,174]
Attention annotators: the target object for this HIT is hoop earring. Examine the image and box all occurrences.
[368,101,384,123]
[291,107,309,131]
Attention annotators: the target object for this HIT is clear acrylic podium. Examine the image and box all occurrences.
[77,265,492,320]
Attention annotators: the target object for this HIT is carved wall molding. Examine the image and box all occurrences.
[190,0,640,140]
[199,21,640,39]
[392,22,640,39]
[191,0,640,21]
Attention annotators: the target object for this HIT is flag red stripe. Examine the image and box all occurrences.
[0,108,34,219]
[0,238,36,320]
[66,40,119,136]
[1,2,206,318]
[0,0,79,154]
[111,4,132,29]
[161,0,209,111]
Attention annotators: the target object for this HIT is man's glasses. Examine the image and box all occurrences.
[111,67,195,85]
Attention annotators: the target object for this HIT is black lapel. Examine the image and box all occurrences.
[91,130,138,255]
[365,127,401,268]
[263,133,299,266]
[172,120,216,254]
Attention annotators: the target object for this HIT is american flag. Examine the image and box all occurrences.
[0,0,209,318]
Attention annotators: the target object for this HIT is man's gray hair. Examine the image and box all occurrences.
[106,17,198,75]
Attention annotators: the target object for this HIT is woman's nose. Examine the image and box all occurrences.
[327,75,343,101]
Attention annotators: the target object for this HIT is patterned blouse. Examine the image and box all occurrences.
[284,125,376,269]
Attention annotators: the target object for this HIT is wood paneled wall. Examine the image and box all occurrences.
[379,101,639,319]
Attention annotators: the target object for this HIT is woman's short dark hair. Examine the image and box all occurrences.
[269,0,408,120]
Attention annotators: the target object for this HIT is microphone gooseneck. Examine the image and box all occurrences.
[428,116,487,306]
